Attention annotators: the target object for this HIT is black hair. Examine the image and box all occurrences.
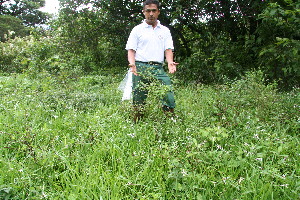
[143,0,160,10]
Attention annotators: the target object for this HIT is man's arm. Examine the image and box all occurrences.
[128,49,137,75]
[165,49,179,74]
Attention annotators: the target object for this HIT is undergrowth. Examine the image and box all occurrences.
[0,71,299,199]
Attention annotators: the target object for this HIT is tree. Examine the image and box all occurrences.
[0,0,11,13]
[256,0,300,88]
[0,15,29,41]
[0,0,49,26]
[54,0,299,88]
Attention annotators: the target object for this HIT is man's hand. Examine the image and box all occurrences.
[129,63,138,75]
[168,62,179,74]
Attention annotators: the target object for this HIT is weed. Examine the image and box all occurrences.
[0,72,298,199]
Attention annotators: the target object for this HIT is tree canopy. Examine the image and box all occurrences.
[0,0,49,26]
[0,15,29,41]
[1,0,299,88]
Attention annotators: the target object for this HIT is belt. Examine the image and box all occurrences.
[136,61,162,65]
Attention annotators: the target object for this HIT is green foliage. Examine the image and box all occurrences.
[258,1,300,41]
[0,34,88,77]
[54,0,129,71]
[0,34,54,73]
[214,71,293,126]
[257,1,300,88]
[0,0,49,26]
[2,0,299,89]
[258,37,299,88]
[0,15,30,42]
[175,0,299,88]
[0,72,298,199]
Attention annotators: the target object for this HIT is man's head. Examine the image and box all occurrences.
[143,0,160,10]
[143,0,160,26]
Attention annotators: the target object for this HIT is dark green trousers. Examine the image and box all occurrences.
[132,62,175,110]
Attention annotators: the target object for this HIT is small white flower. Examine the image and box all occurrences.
[126,182,133,186]
[181,169,188,176]
[171,117,177,122]
[255,158,263,162]
[8,30,15,35]
[127,133,135,138]
[216,145,223,150]
[222,177,230,184]
[279,184,289,188]
[238,177,245,184]
[41,191,47,198]
[211,181,217,186]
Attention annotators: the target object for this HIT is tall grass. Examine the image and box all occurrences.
[0,71,299,199]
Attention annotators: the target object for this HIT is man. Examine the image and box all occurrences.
[126,0,179,122]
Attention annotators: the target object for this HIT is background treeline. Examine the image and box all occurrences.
[0,0,299,89]
[1,1,299,198]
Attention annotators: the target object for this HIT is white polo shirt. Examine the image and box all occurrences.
[126,20,174,63]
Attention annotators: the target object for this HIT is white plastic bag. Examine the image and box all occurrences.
[118,69,133,101]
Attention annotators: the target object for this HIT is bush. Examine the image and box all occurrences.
[210,70,299,133]
[257,1,300,88]
[258,37,300,88]
[176,38,254,85]
[0,34,87,78]
[0,15,29,42]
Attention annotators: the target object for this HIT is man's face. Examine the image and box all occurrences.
[143,4,160,25]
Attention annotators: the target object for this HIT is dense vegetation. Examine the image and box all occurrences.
[0,0,299,199]
[0,71,299,199]
[1,0,299,88]
[0,0,48,25]
[0,0,49,41]
[55,0,300,88]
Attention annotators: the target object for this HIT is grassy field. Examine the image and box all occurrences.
[0,71,299,199]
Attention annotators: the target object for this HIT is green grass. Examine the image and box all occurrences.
[0,71,299,199]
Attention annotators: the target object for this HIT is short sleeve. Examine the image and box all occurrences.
[164,29,174,50]
[125,27,138,51]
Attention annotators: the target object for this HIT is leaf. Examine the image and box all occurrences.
[270,8,277,16]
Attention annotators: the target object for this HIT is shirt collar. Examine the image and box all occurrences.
[142,20,161,28]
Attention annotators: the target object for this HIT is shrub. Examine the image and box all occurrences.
[0,34,87,78]
[0,15,29,42]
